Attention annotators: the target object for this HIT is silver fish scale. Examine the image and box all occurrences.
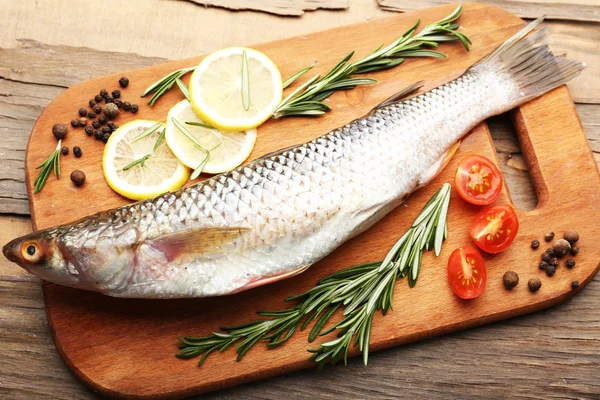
[61,68,514,297]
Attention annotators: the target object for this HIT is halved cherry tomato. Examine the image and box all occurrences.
[470,204,519,254]
[447,246,487,299]
[455,155,503,205]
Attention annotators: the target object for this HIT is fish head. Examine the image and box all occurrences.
[2,228,83,288]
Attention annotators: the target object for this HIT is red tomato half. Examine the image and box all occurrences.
[455,155,503,205]
[447,246,487,299]
[470,204,519,254]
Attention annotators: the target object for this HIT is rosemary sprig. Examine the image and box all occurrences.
[171,117,222,179]
[241,49,250,111]
[175,78,191,102]
[33,140,62,194]
[177,183,451,367]
[123,128,166,171]
[273,5,469,118]
[122,154,151,171]
[141,66,195,106]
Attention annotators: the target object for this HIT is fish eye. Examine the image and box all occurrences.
[21,242,43,263]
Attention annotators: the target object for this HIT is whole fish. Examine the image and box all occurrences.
[3,19,583,298]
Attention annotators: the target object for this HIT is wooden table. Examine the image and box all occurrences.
[1,1,598,399]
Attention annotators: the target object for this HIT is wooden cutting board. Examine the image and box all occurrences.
[23,3,600,399]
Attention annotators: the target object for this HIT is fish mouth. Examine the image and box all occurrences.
[3,238,22,264]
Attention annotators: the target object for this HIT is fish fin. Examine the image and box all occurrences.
[231,264,312,294]
[372,81,424,111]
[149,226,250,261]
[470,17,584,104]
[416,141,461,189]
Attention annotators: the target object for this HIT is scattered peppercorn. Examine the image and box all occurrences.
[531,239,540,250]
[545,248,555,257]
[102,126,112,135]
[549,257,558,267]
[566,259,576,269]
[112,89,121,99]
[103,103,120,119]
[84,125,93,136]
[78,117,87,127]
[131,104,139,114]
[119,77,129,88]
[92,120,101,129]
[94,129,103,140]
[528,278,542,292]
[545,264,556,277]
[544,232,555,242]
[104,96,114,103]
[93,104,102,114]
[89,99,96,108]
[71,119,80,128]
[113,98,123,108]
[563,230,579,244]
[87,111,96,119]
[78,108,87,117]
[73,146,82,158]
[98,115,108,125]
[123,101,131,111]
[102,132,111,143]
[570,246,579,256]
[61,146,69,156]
[571,280,579,290]
[553,239,571,258]
[95,94,103,103]
[110,124,118,131]
[538,261,548,270]
[100,89,108,97]
[541,253,551,263]
[52,123,68,139]
[503,271,519,289]
[70,170,86,187]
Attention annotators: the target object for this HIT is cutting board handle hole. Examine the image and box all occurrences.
[488,113,538,211]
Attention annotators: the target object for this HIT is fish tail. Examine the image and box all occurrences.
[472,17,585,103]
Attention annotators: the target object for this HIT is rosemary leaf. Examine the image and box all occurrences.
[131,122,163,143]
[282,66,313,89]
[171,117,204,149]
[185,121,217,130]
[241,49,250,111]
[33,140,62,194]
[175,78,191,102]
[191,152,209,180]
[153,129,166,152]
[123,154,151,171]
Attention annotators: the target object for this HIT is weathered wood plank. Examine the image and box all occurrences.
[177,0,348,16]
[377,0,600,22]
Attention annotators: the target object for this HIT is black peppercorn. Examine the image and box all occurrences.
[571,280,579,290]
[119,77,129,88]
[78,108,87,117]
[103,103,120,119]
[531,239,540,250]
[78,117,87,127]
[94,129,103,140]
[104,96,114,103]
[102,132,111,143]
[545,248,555,257]
[123,101,131,111]
[95,94,103,103]
[61,146,69,156]
[113,98,123,108]
[538,261,548,270]
[100,89,108,97]
[544,232,555,242]
[98,115,108,125]
[528,278,542,292]
[70,170,86,187]
[565,259,576,269]
[503,271,519,289]
[549,257,558,267]
[541,252,552,263]
[71,119,80,128]
[52,123,68,139]
[84,125,93,136]
[73,146,82,158]
[89,99,96,108]
[111,124,118,131]
[112,89,121,99]
[570,246,579,256]
[102,126,111,134]
[93,104,102,114]
[87,111,96,119]
[92,120,101,129]
[563,230,579,244]
[545,264,556,277]
[131,104,139,114]
[553,239,571,258]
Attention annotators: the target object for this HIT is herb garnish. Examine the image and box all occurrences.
[34,140,62,194]
[177,183,451,368]
[171,117,222,179]
[274,6,469,118]
[241,49,250,111]
[141,5,469,113]
[123,126,166,171]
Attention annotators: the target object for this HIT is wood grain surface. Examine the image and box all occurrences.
[176,0,348,16]
[1,1,599,399]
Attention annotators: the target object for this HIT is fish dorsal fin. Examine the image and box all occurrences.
[373,81,424,111]
[148,226,250,261]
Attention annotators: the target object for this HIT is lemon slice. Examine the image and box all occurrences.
[189,47,282,131]
[103,120,189,201]
[165,100,257,175]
